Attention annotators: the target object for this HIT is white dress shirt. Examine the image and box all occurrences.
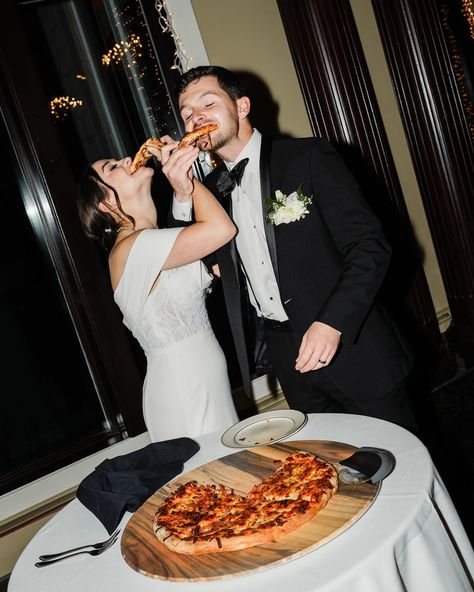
[172,129,288,322]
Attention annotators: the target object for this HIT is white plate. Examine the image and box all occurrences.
[221,409,308,448]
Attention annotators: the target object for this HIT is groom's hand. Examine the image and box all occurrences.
[295,322,341,373]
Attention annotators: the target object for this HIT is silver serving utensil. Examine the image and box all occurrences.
[317,447,395,485]
[333,462,372,485]
[335,447,395,485]
[36,529,120,566]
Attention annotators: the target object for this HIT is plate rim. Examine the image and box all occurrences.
[221,409,308,448]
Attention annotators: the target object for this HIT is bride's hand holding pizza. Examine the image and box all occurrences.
[147,135,199,201]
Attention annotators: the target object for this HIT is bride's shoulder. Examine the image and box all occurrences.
[109,230,146,290]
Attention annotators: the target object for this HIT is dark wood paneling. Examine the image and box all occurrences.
[372,0,474,343]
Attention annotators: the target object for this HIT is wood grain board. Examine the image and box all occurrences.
[121,440,380,581]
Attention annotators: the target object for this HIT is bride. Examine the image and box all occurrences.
[77,138,239,441]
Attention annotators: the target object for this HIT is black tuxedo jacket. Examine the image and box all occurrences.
[202,136,413,400]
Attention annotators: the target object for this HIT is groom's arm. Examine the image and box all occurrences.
[295,140,391,372]
[168,167,221,227]
[168,194,193,227]
[309,140,390,341]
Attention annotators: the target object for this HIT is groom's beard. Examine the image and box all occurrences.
[206,117,240,156]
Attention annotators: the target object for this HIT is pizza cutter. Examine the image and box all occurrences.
[333,447,396,485]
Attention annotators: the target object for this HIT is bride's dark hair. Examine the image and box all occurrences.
[77,165,135,251]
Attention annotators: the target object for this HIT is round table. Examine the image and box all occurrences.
[9,414,474,592]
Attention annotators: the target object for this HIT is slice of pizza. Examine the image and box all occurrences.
[130,138,164,174]
[130,124,218,174]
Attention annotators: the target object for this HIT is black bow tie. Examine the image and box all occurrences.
[216,158,249,194]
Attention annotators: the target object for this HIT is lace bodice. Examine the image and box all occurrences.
[137,261,212,350]
[114,228,213,352]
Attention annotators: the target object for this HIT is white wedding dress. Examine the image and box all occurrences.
[114,228,238,441]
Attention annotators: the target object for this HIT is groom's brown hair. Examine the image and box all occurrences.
[176,66,246,101]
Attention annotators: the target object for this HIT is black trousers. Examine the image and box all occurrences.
[263,324,417,432]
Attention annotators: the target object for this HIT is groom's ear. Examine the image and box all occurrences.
[236,96,251,120]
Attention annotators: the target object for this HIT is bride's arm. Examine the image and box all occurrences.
[146,141,235,270]
[162,177,235,270]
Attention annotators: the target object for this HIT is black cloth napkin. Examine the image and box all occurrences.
[76,437,200,533]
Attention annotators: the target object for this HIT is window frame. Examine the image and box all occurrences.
[0,0,182,493]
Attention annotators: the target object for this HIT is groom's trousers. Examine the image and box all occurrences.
[263,322,417,432]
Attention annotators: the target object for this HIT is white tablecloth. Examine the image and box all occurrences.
[9,414,474,592]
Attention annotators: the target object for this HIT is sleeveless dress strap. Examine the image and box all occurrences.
[113,227,183,334]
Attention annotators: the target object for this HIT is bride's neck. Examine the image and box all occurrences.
[131,213,157,230]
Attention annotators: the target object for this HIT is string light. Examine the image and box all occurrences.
[154,1,191,73]
[461,0,474,40]
[102,3,176,135]
[102,33,143,67]
[440,3,474,140]
[50,96,83,121]
[47,3,178,131]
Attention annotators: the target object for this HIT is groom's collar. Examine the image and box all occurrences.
[225,129,262,171]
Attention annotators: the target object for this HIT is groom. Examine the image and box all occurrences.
[172,65,416,430]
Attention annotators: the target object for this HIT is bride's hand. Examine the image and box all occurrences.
[148,135,199,200]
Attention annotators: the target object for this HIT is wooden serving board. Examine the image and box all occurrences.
[121,440,379,581]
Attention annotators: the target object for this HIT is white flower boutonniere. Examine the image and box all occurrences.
[266,186,312,225]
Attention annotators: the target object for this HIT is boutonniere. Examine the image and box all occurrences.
[265,186,313,225]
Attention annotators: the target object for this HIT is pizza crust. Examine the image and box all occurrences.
[177,123,218,149]
[130,138,164,174]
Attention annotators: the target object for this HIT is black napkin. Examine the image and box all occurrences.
[76,437,200,533]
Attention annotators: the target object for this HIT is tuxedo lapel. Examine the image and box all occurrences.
[205,165,251,397]
[208,164,232,213]
[208,166,239,274]
[223,193,240,274]
[260,136,279,284]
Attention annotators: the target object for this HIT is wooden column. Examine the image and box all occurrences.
[372,0,474,345]
[276,0,441,359]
